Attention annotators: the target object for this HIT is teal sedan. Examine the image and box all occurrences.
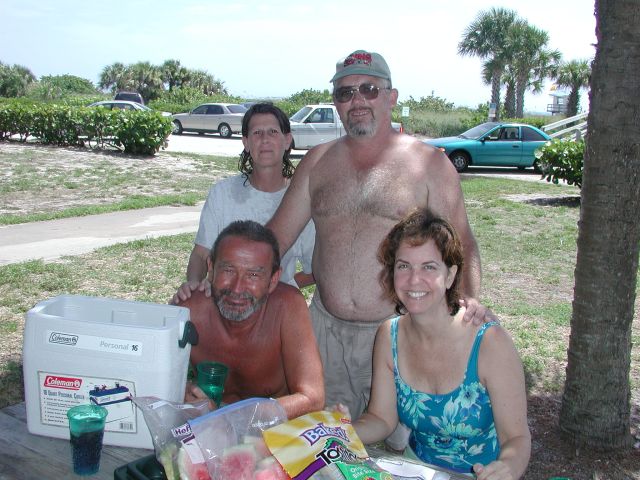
[424,122,550,172]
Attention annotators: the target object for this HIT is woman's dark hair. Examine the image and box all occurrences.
[377,209,464,316]
[239,102,295,180]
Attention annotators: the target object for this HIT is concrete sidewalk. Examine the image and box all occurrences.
[0,204,203,265]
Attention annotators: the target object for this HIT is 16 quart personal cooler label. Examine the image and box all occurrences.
[47,329,143,356]
[39,372,138,433]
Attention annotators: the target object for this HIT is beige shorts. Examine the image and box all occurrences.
[310,292,384,418]
[310,293,411,451]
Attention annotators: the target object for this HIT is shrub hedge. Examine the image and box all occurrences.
[0,101,172,155]
[536,138,585,188]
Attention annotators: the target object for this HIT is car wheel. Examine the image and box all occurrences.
[448,151,469,172]
[219,123,232,138]
[172,121,183,135]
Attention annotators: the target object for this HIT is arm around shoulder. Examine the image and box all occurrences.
[267,148,322,256]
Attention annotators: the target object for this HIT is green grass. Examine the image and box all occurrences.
[402,110,471,137]
[0,144,238,224]
[1,146,638,413]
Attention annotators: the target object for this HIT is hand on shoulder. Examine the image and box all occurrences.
[170,278,211,305]
[460,297,499,326]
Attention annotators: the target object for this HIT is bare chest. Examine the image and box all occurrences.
[310,156,429,221]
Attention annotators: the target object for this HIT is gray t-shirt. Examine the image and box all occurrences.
[194,174,315,286]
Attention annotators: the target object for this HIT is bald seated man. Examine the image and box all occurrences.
[179,220,324,419]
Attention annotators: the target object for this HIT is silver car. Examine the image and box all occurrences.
[87,101,172,117]
[171,103,247,138]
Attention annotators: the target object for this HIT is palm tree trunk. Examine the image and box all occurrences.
[515,77,527,118]
[559,0,640,450]
[567,90,580,117]
[490,72,502,121]
[504,82,516,118]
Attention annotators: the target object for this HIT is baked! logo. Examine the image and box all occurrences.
[44,375,82,390]
[49,332,78,346]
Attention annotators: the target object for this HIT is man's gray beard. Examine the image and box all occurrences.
[346,117,376,138]
[214,291,267,322]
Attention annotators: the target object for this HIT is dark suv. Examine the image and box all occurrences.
[114,91,144,105]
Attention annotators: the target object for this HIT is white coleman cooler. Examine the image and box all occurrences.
[22,295,198,449]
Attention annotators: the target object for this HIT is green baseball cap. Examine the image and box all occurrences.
[331,50,392,84]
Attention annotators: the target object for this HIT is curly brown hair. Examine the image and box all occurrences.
[377,209,464,316]
[238,103,295,181]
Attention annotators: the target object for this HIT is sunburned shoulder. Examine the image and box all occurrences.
[301,139,340,168]
[177,291,215,328]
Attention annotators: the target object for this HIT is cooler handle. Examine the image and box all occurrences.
[179,321,199,348]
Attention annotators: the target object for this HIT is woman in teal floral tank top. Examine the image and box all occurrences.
[347,209,531,479]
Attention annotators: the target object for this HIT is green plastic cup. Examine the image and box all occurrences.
[67,403,108,475]
[196,361,228,406]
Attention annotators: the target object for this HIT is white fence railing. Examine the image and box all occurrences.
[541,112,588,140]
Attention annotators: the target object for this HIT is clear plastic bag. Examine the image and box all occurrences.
[189,397,289,480]
[132,396,211,480]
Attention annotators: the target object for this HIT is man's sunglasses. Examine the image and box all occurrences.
[333,83,391,103]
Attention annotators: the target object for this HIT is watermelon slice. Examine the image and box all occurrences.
[243,435,271,460]
[177,445,211,480]
[218,443,257,480]
[254,457,290,480]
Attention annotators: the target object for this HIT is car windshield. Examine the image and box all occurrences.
[227,105,248,114]
[459,122,499,139]
[290,107,312,123]
[139,104,152,111]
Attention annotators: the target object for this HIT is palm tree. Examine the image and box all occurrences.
[481,59,517,118]
[559,0,638,451]
[554,59,591,116]
[458,7,519,120]
[186,69,227,96]
[98,62,128,93]
[0,62,36,97]
[128,62,164,102]
[502,65,517,118]
[508,21,561,117]
[161,59,189,91]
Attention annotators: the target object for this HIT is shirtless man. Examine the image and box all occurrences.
[181,220,324,419]
[267,50,485,418]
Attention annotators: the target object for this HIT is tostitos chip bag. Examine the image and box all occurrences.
[263,411,392,480]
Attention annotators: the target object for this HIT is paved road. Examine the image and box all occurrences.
[165,133,547,182]
[0,204,203,265]
[164,132,307,157]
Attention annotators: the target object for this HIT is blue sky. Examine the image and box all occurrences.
[1,0,596,112]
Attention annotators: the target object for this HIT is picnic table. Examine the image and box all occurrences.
[0,402,150,479]
[0,402,469,480]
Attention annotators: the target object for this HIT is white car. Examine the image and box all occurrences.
[289,104,403,149]
[171,103,247,138]
[88,101,172,117]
